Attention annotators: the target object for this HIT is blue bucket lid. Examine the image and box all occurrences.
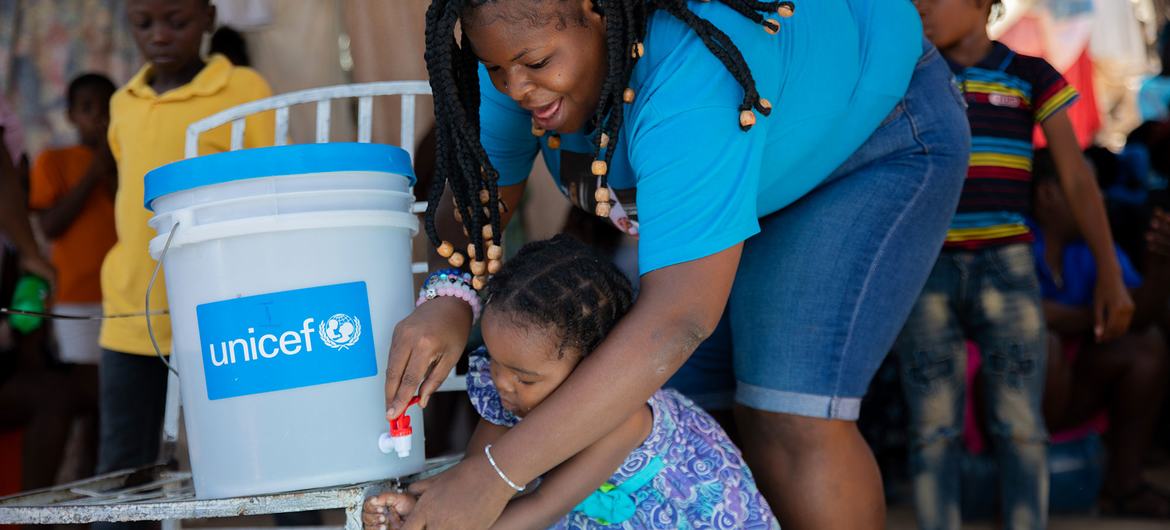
[144,143,416,210]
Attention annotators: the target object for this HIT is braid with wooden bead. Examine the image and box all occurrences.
[423,0,794,283]
[485,235,634,357]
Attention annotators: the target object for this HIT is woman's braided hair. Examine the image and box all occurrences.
[424,0,794,289]
[485,235,634,358]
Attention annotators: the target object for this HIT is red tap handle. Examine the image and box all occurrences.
[388,396,422,436]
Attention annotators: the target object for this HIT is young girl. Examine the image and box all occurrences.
[364,236,777,529]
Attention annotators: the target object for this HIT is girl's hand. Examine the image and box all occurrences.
[362,492,417,530]
[385,295,473,419]
[399,455,514,530]
[1093,274,1134,342]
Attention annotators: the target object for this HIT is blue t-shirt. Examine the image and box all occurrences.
[1030,224,1142,307]
[480,0,923,274]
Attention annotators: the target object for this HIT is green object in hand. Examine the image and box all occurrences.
[9,274,49,333]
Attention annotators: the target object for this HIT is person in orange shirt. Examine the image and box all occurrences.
[29,73,118,368]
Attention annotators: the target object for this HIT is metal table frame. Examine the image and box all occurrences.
[0,457,460,530]
[0,81,465,529]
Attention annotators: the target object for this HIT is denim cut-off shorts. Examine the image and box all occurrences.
[665,41,971,420]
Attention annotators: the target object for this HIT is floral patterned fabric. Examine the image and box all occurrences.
[468,349,779,529]
[0,0,141,156]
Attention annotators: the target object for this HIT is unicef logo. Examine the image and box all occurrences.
[319,313,362,350]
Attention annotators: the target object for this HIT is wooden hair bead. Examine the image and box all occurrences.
[595,202,612,217]
[470,259,486,276]
[631,42,645,58]
[599,133,610,148]
[759,98,772,111]
[531,124,546,137]
[487,244,503,260]
[482,224,494,240]
[739,110,756,129]
[764,19,779,34]
[437,241,454,258]
[778,2,795,18]
[594,187,611,204]
[479,189,490,204]
[623,88,635,104]
[487,259,502,274]
[547,135,561,149]
[472,275,487,291]
[466,243,477,259]
[591,160,608,176]
[448,252,465,268]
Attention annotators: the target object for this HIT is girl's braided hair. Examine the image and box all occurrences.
[424,0,794,289]
[485,235,634,358]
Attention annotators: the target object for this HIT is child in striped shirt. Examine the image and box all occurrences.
[894,0,1134,529]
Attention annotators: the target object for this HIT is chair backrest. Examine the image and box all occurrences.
[184,80,432,160]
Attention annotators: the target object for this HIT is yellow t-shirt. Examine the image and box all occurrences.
[101,54,274,355]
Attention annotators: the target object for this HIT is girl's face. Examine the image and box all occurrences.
[914,0,990,50]
[481,307,580,418]
[462,0,608,133]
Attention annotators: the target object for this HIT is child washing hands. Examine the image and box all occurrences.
[363,235,778,529]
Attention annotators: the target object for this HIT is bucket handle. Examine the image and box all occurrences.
[148,221,181,376]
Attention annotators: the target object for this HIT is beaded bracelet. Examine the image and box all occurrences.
[417,268,482,322]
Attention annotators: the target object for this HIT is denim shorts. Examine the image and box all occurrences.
[665,40,970,420]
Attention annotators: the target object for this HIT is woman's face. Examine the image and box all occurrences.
[481,307,579,419]
[463,0,608,133]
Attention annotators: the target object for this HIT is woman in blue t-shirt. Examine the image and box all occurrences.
[383,1,970,528]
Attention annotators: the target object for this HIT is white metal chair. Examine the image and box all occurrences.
[0,81,465,530]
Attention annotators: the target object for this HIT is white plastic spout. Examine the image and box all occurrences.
[393,434,411,458]
[377,432,413,458]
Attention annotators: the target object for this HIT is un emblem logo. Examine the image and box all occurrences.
[319,313,362,350]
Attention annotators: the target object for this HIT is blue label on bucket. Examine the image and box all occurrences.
[196,281,378,400]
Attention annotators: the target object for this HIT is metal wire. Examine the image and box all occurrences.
[147,222,180,376]
[0,308,169,320]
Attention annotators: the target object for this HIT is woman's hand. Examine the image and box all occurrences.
[1093,274,1134,342]
[385,295,473,419]
[398,454,515,530]
[362,491,418,530]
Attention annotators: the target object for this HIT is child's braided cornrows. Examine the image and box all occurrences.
[485,235,634,358]
[424,0,795,289]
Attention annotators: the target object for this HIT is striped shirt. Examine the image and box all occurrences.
[945,41,1078,249]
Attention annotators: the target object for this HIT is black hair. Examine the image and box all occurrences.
[484,234,634,358]
[210,26,251,67]
[67,73,116,110]
[424,0,794,288]
[1083,145,1121,190]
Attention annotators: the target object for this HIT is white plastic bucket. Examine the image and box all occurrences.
[145,143,424,498]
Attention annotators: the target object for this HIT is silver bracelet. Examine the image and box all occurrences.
[483,444,524,492]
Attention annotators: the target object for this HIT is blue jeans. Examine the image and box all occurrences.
[666,40,970,419]
[894,244,1050,530]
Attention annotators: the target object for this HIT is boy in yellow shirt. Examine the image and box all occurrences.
[97,0,273,501]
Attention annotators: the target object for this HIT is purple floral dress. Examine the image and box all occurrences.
[468,349,780,529]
